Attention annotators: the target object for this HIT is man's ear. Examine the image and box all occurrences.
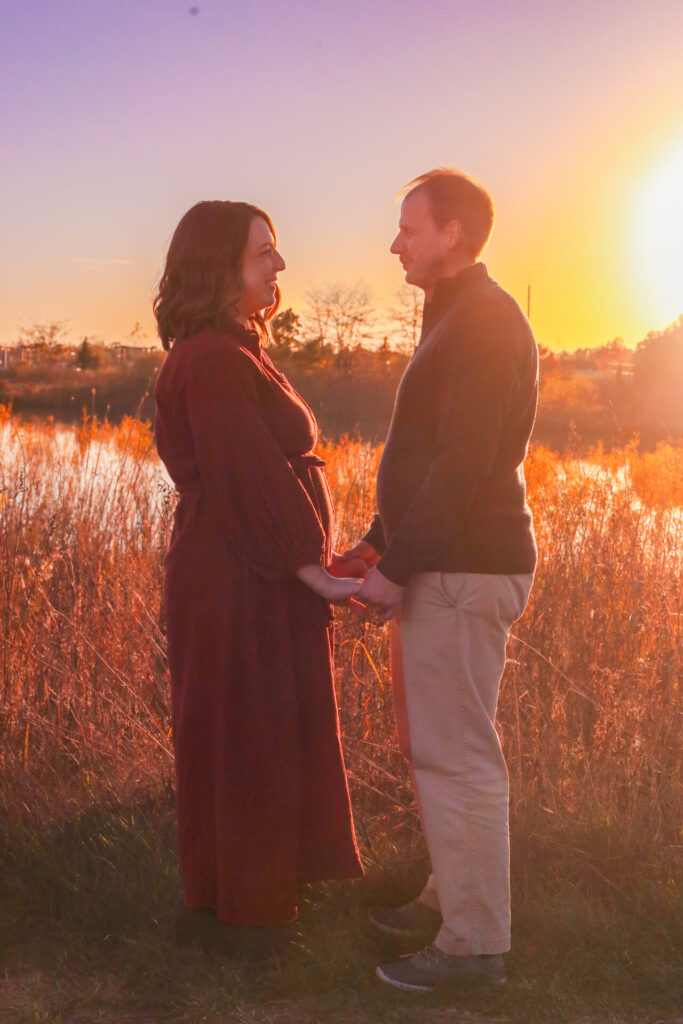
[445,219,464,251]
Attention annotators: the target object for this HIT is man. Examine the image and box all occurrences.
[343,168,538,992]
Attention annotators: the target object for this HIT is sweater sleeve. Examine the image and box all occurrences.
[377,312,520,586]
[184,338,325,581]
[361,513,386,555]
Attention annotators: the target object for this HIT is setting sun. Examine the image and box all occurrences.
[635,140,683,326]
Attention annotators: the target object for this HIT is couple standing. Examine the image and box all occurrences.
[153,167,538,992]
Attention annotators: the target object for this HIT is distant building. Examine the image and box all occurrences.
[5,344,51,365]
[110,343,159,362]
[573,361,633,381]
[0,346,23,370]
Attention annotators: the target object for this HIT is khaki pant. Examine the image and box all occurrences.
[391,571,533,956]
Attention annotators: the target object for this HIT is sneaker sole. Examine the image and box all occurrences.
[375,965,433,992]
[375,964,506,991]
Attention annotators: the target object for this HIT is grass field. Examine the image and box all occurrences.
[0,408,681,1023]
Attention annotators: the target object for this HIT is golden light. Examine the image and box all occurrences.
[634,140,683,326]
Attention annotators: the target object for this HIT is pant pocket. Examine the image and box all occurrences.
[437,572,470,608]
[507,574,533,623]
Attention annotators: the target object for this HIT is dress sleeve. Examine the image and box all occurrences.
[184,337,325,581]
[377,312,521,586]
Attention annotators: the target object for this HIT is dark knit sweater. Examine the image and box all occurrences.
[364,262,538,586]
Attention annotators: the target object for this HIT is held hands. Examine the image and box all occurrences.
[337,540,406,621]
[339,540,381,571]
[357,566,406,621]
[298,542,407,618]
[296,563,364,604]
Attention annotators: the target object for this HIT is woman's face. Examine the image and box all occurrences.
[235,215,286,320]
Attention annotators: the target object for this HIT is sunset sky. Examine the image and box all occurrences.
[2,0,682,351]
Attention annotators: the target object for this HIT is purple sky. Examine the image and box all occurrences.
[1,0,682,349]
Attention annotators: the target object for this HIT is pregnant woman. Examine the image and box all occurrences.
[153,200,363,957]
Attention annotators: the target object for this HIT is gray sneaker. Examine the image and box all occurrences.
[376,943,506,992]
[369,898,442,939]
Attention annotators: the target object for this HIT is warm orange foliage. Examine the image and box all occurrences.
[540,368,600,411]
[113,415,156,460]
[316,434,383,551]
[0,414,680,891]
[628,442,683,508]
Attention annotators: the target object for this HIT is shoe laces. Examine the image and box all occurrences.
[415,943,449,967]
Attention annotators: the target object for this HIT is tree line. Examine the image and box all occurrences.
[1,296,681,449]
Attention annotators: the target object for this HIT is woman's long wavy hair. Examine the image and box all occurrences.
[153,201,280,350]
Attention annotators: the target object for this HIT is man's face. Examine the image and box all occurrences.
[390,189,459,294]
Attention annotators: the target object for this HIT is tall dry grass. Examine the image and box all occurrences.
[0,408,172,814]
[1,406,681,1021]
[0,407,680,898]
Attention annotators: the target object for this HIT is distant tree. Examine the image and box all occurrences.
[297,336,328,364]
[128,321,151,346]
[303,282,374,355]
[537,343,556,378]
[17,321,70,354]
[387,285,423,352]
[633,316,683,434]
[603,336,627,355]
[76,338,101,370]
[590,337,630,368]
[534,366,607,447]
[271,308,301,351]
[561,348,596,372]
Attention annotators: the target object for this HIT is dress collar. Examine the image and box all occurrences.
[229,318,263,357]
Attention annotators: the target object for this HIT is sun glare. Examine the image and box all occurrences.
[634,141,683,327]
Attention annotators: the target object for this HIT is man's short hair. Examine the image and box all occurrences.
[401,168,495,257]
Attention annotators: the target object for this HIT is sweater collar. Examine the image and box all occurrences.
[421,262,489,338]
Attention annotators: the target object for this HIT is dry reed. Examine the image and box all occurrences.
[0,408,680,904]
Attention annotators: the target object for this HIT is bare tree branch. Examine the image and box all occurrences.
[303,282,375,352]
[387,286,423,353]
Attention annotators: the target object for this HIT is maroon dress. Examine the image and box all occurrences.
[154,323,362,925]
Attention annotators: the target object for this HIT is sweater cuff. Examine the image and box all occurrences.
[376,541,414,587]
[362,514,386,556]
